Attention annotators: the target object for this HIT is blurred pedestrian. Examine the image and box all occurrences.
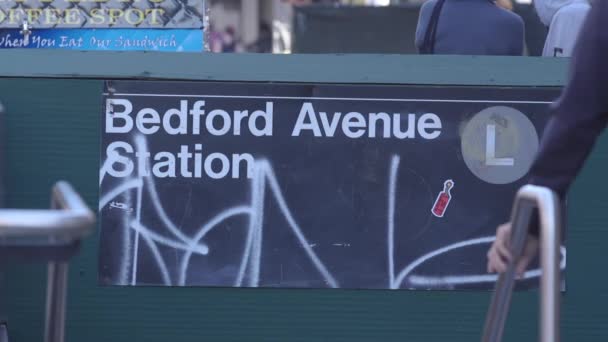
[534,0,590,57]
[415,0,525,56]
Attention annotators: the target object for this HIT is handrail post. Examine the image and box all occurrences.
[537,188,561,342]
[44,262,68,342]
[44,188,70,342]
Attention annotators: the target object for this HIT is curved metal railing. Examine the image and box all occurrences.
[0,181,95,241]
[482,185,561,342]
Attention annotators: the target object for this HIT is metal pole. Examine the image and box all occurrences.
[44,262,69,342]
[538,190,561,342]
[481,197,534,342]
[44,189,69,342]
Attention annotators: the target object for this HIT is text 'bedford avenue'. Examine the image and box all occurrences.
[106,99,443,139]
[104,99,443,180]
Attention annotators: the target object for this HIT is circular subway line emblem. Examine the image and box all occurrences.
[460,106,539,185]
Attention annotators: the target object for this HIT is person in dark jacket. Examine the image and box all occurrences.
[487,0,607,275]
[415,0,525,55]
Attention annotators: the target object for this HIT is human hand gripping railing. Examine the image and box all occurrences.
[481,185,561,342]
[0,181,96,342]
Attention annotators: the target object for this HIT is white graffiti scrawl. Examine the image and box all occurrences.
[99,135,565,289]
[100,134,338,287]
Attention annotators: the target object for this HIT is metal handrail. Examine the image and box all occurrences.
[481,185,561,342]
[0,181,95,241]
[0,181,96,342]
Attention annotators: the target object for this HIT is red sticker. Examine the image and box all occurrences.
[432,180,454,218]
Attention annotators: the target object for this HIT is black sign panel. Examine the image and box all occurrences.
[98,80,565,290]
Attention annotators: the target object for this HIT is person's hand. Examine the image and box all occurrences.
[487,222,539,278]
[495,0,513,11]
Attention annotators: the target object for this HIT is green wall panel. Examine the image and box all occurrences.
[0,50,567,87]
[0,51,605,341]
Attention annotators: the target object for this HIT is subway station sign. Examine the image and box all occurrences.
[0,0,205,51]
[98,80,566,290]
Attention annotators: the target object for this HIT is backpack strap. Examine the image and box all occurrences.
[420,0,447,54]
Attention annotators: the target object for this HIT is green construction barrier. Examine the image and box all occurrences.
[1,50,606,342]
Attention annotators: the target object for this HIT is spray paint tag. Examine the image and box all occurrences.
[432,180,454,218]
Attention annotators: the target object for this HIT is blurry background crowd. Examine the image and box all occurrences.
[207,0,590,57]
